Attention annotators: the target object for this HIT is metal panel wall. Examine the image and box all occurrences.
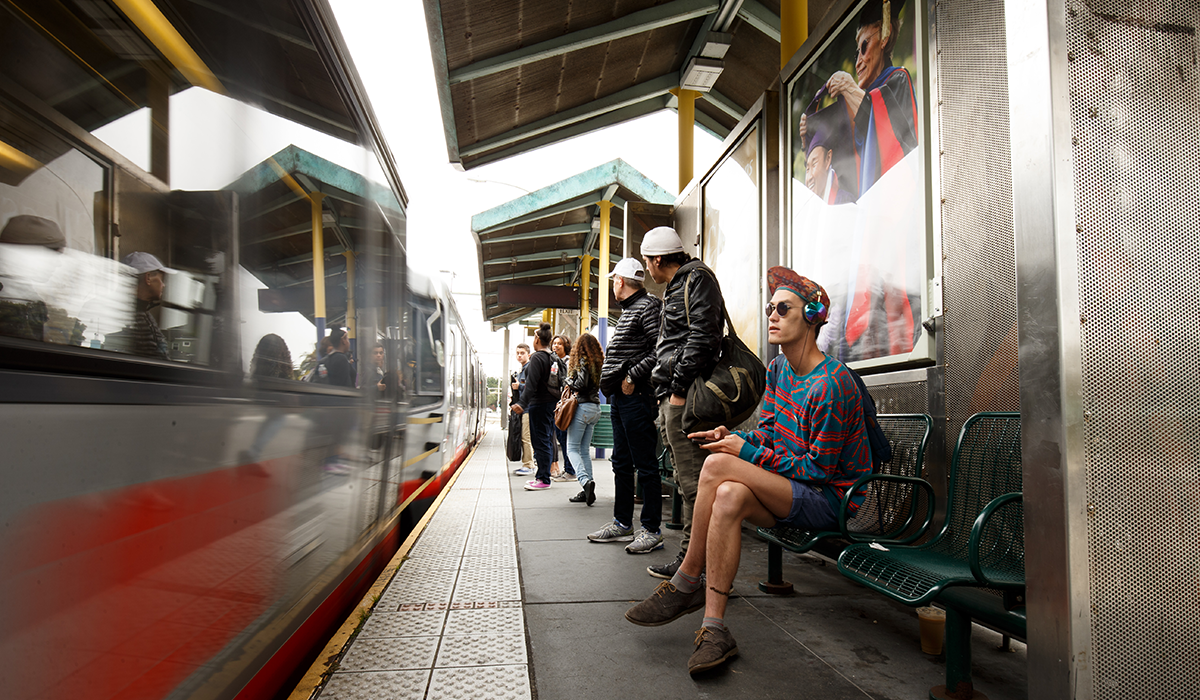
[933,0,1022,471]
[1067,2,1200,697]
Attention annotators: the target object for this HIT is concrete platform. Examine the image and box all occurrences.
[310,423,1028,700]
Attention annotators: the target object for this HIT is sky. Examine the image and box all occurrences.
[327,0,724,378]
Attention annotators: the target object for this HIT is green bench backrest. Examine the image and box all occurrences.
[590,403,615,449]
[848,414,933,536]
[937,413,1023,568]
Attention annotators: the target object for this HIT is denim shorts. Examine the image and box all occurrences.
[774,480,837,530]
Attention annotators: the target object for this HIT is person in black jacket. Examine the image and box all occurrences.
[588,258,665,553]
[641,227,725,579]
[513,323,558,489]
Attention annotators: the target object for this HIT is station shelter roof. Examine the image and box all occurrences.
[226,144,404,327]
[472,158,673,330]
[2,0,374,172]
[424,0,839,171]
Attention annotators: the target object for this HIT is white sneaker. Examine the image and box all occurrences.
[513,467,534,476]
[625,528,665,554]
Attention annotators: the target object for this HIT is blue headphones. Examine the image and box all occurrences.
[803,298,828,325]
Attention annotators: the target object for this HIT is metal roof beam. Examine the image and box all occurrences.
[465,96,673,170]
[180,0,315,49]
[461,73,678,158]
[485,250,624,265]
[694,107,731,140]
[479,223,591,244]
[448,0,718,86]
[705,89,746,122]
[737,0,781,42]
[478,190,606,234]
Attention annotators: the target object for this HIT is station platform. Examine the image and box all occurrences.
[298,423,1028,700]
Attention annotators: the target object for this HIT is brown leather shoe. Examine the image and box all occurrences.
[688,626,739,675]
[624,580,705,627]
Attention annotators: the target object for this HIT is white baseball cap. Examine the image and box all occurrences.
[122,251,177,275]
[606,257,645,280]
[640,226,684,256]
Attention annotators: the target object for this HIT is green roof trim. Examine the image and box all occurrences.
[470,158,672,232]
[225,144,403,214]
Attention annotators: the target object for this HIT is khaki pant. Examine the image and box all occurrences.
[659,398,707,553]
[521,412,533,469]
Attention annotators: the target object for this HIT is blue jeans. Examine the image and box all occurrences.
[555,426,574,474]
[611,393,661,532]
[566,401,601,486]
[527,402,555,484]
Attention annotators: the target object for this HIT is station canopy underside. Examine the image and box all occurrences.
[425,0,838,171]
[472,158,673,330]
[228,145,403,327]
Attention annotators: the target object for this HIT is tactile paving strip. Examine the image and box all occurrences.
[320,670,431,699]
[427,665,531,700]
[319,431,531,699]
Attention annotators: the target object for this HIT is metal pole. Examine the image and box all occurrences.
[780,0,808,69]
[598,201,613,349]
[311,192,326,346]
[671,88,699,193]
[344,249,356,360]
[580,254,592,336]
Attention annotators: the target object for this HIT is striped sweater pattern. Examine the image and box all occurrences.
[735,354,872,514]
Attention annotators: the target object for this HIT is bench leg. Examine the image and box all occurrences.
[757,541,794,595]
[665,483,683,530]
[929,607,987,700]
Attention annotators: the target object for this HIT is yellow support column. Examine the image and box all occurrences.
[580,254,592,336]
[311,193,327,344]
[343,250,356,354]
[780,0,808,69]
[671,88,700,193]
[597,201,613,348]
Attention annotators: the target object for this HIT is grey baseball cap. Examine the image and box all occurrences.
[122,251,177,275]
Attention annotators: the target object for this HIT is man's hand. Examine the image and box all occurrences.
[621,376,635,395]
[694,429,745,456]
[825,71,865,117]
[510,381,519,391]
[669,393,686,406]
[687,426,731,443]
[512,405,524,415]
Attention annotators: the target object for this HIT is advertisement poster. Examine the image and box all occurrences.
[790,0,924,364]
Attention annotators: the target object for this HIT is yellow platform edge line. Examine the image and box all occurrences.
[287,437,485,700]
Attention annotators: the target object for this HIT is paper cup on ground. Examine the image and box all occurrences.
[917,606,946,655]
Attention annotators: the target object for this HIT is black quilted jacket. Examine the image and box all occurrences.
[650,259,725,400]
[599,288,662,397]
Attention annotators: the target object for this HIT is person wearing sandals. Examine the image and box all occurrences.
[563,333,603,505]
[549,334,576,482]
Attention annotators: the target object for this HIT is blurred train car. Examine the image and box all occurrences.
[0,1,483,698]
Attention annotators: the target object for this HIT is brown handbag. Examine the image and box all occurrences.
[554,385,578,431]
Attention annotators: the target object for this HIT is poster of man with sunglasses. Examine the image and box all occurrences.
[791,0,925,365]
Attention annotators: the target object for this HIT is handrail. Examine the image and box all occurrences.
[968,491,1025,587]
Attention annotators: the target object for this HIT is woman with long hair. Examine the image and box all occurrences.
[513,322,558,490]
[549,334,575,481]
[564,332,604,505]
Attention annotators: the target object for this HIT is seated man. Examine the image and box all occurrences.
[624,266,872,675]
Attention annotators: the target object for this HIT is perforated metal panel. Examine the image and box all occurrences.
[934,0,1021,460]
[1067,2,1200,697]
[868,380,928,417]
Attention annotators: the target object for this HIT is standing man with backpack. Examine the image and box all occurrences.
[641,226,726,579]
[512,323,562,490]
[623,267,872,675]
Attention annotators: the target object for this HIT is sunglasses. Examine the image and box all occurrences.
[765,301,795,317]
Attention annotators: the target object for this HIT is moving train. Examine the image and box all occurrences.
[0,1,483,698]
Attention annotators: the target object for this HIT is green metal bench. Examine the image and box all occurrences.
[756,413,934,594]
[837,412,1025,700]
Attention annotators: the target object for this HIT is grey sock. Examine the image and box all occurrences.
[671,569,701,593]
[702,616,727,631]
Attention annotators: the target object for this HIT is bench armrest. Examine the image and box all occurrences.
[839,474,936,544]
[968,491,1025,588]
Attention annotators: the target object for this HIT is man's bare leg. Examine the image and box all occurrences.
[685,453,794,619]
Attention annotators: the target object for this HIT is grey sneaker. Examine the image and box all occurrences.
[625,528,664,554]
[647,550,685,579]
[587,519,634,542]
[688,626,739,675]
[624,580,706,627]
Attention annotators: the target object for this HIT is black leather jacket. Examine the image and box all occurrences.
[599,288,662,396]
[565,364,600,403]
[650,259,725,399]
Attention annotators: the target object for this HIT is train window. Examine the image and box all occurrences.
[411,297,444,401]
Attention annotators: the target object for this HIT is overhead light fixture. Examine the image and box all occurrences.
[681,57,724,92]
